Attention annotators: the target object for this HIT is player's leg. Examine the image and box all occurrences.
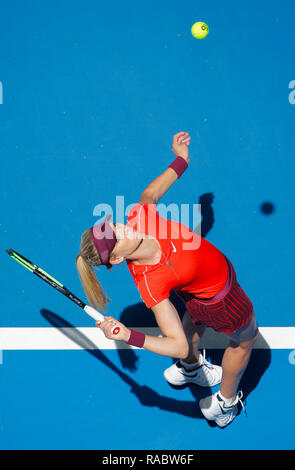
[220,324,259,399]
[163,312,222,387]
[181,311,206,363]
[200,313,259,427]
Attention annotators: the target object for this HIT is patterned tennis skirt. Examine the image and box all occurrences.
[175,256,254,335]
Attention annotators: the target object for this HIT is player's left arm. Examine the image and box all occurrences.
[139,132,191,204]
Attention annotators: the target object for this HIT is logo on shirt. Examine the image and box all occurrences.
[171,242,177,252]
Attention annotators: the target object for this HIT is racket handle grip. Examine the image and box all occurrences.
[84,305,120,335]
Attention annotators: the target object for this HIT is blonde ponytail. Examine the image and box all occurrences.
[76,228,111,312]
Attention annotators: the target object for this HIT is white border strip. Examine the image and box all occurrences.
[0,327,294,350]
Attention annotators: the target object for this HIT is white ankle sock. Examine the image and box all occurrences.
[219,392,236,406]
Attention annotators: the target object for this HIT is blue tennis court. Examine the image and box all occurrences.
[0,0,295,450]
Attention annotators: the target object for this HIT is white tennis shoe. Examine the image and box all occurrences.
[163,350,222,387]
[199,391,246,427]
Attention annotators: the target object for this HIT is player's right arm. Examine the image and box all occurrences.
[97,299,189,359]
[143,298,189,358]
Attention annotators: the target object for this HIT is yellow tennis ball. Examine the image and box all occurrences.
[191,21,209,39]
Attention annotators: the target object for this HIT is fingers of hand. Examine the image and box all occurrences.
[173,131,187,142]
[104,317,118,336]
[96,316,118,335]
[176,133,190,144]
[174,131,186,137]
[182,136,191,145]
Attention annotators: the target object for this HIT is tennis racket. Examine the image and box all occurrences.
[6,248,120,335]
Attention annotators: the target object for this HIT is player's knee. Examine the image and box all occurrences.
[240,329,259,351]
[252,327,259,342]
[247,326,259,347]
[178,342,190,359]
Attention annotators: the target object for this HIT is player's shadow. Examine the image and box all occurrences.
[194,192,215,238]
[40,309,271,423]
[40,308,207,419]
[117,299,271,413]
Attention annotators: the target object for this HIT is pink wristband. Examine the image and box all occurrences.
[168,156,188,178]
[126,329,146,348]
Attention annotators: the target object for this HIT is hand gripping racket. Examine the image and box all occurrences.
[6,248,120,335]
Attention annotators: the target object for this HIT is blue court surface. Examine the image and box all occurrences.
[0,0,295,450]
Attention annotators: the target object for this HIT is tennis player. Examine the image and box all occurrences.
[76,132,259,428]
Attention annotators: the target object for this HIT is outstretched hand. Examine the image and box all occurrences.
[172,132,191,162]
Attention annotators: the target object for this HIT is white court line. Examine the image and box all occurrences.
[0,327,294,350]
